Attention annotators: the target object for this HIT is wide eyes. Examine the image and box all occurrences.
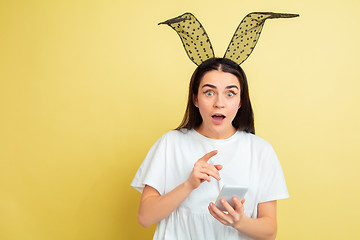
[203,90,237,97]
[205,90,215,96]
[226,91,235,97]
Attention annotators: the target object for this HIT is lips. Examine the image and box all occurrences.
[212,114,226,119]
[211,114,226,124]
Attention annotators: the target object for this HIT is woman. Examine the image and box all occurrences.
[131,58,289,239]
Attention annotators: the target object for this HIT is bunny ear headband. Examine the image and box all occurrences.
[158,12,299,66]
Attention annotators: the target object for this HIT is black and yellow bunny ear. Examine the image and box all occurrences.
[159,13,215,66]
[224,12,299,65]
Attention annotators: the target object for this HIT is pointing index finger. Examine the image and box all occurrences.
[200,150,218,162]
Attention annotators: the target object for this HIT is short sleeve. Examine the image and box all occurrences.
[130,135,167,195]
[258,144,289,203]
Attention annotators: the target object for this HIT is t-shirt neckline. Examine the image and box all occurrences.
[190,128,240,145]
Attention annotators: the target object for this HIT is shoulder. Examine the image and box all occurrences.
[141,130,189,162]
[237,131,278,164]
[160,128,192,139]
[239,131,274,150]
[154,129,193,145]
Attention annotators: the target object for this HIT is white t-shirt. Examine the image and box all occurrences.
[131,129,289,240]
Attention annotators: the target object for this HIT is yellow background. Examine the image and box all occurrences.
[1,0,359,239]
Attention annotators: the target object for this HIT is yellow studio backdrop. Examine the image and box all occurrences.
[0,0,359,239]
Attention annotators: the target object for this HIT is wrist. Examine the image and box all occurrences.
[183,179,196,191]
[233,214,249,232]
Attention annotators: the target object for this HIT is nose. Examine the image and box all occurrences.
[214,95,225,108]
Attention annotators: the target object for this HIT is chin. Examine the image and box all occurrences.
[210,124,232,134]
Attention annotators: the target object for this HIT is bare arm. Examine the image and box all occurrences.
[209,199,277,240]
[138,150,222,228]
[234,201,277,240]
[138,183,193,228]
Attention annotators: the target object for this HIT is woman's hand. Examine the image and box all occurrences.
[186,150,222,190]
[208,197,246,229]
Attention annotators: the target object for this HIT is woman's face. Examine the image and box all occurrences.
[194,70,241,139]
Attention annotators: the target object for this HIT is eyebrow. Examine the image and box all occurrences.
[201,84,239,90]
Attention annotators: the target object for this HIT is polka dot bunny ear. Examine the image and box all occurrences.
[224,12,299,65]
[159,12,299,66]
[158,13,215,66]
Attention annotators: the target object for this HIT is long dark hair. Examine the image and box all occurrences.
[176,58,255,134]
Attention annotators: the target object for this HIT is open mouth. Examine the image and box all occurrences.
[212,114,226,120]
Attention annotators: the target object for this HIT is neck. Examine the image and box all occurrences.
[195,124,237,139]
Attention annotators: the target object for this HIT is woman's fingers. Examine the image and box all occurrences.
[208,202,231,223]
[201,163,221,180]
[198,172,211,182]
[208,205,228,225]
[214,164,223,171]
[209,199,244,226]
[233,197,245,213]
[200,150,218,162]
[220,199,236,216]
[208,198,246,227]
[190,150,222,188]
[194,157,221,181]
[193,166,211,182]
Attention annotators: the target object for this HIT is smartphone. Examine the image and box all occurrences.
[215,185,248,211]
